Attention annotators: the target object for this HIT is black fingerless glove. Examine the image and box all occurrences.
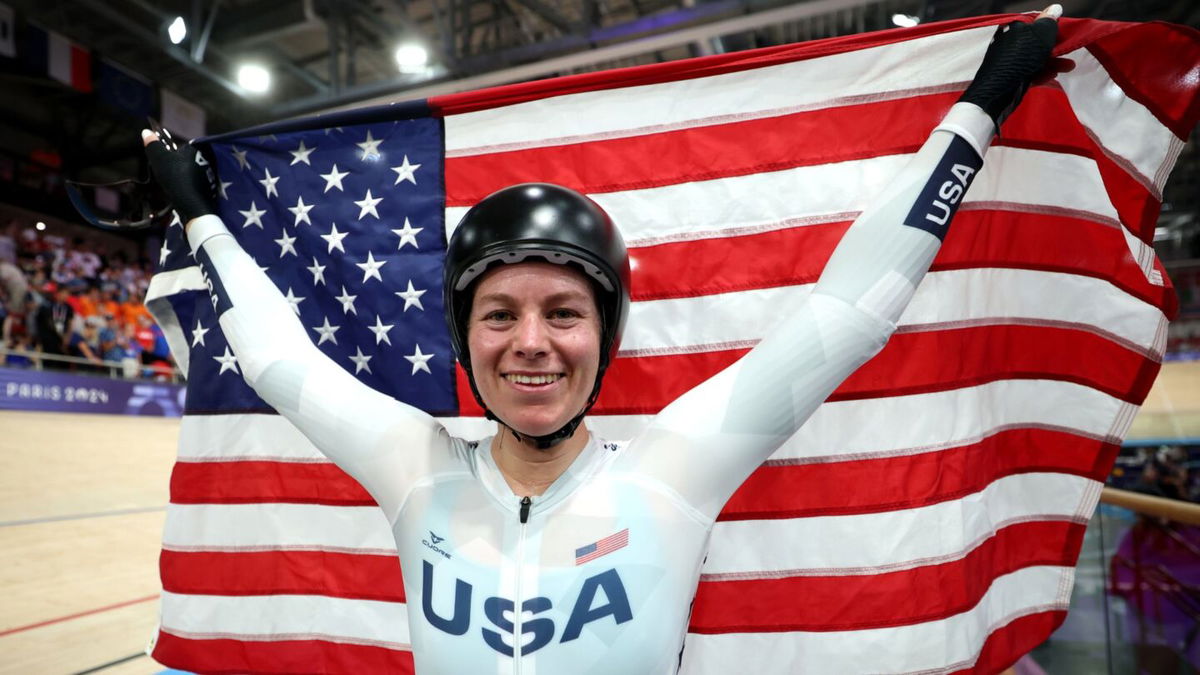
[144,138,218,223]
[959,17,1058,131]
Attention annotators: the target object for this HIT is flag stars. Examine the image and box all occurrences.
[356,251,387,283]
[349,347,373,374]
[289,139,316,165]
[159,243,172,267]
[321,223,349,253]
[391,218,422,249]
[218,179,233,200]
[191,319,209,347]
[239,201,267,229]
[320,164,349,193]
[356,130,383,160]
[395,280,426,312]
[259,167,281,198]
[289,195,315,226]
[282,287,305,315]
[307,257,327,286]
[368,315,394,345]
[169,210,182,228]
[335,286,358,315]
[214,347,240,375]
[231,146,249,170]
[311,317,340,346]
[274,231,298,257]
[404,344,433,375]
[390,156,421,185]
[354,189,383,220]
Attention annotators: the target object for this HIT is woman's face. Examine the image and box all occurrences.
[467,262,602,440]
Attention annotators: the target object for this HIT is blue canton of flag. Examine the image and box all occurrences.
[158,115,455,415]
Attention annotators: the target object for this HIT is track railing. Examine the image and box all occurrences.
[0,347,183,383]
[1021,483,1200,674]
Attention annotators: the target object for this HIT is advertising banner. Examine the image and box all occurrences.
[0,367,185,416]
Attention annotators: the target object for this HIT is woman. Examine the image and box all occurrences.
[144,9,1060,673]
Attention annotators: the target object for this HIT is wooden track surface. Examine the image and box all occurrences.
[0,411,178,675]
[1130,361,1200,440]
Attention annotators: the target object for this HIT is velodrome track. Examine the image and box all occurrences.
[0,411,177,675]
[0,362,1196,674]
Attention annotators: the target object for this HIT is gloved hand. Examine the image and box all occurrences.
[959,5,1061,131]
[141,127,218,224]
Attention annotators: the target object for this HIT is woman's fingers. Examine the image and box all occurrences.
[1037,4,1063,20]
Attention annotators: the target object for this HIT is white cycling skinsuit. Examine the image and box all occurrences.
[183,103,996,674]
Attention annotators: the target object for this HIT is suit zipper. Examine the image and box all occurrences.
[515,496,531,674]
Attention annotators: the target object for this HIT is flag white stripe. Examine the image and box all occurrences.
[679,565,1074,675]
[176,414,499,461]
[445,146,1120,244]
[776,379,1134,462]
[176,381,1129,464]
[444,27,994,153]
[623,268,1165,356]
[703,472,1099,574]
[1056,47,1181,195]
[160,472,1095,575]
[163,503,397,552]
[160,591,411,648]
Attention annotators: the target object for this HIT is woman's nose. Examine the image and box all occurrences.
[512,315,550,357]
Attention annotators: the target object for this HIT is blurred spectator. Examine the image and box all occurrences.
[34,282,73,368]
[0,219,174,378]
[1133,446,1191,502]
[67,314,105,371]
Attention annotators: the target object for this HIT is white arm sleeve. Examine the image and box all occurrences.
[187,216,449,521]
[625,103,996,520]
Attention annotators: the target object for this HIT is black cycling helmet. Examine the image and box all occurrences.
[444,183,631,449]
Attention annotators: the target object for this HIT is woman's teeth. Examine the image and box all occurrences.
[505,374,563,385]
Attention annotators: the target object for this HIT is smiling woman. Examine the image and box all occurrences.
[136,10,1062,672]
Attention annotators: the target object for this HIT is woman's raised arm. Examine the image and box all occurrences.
[627,9,1061,521]
[144,131,450,522]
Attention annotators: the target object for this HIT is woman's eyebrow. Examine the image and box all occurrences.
[475,290,591,305]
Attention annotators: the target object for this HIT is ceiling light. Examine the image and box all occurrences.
[168,16,187,45]
[237,64,271,94]
[892,14,919,28]
[394,44,428,73]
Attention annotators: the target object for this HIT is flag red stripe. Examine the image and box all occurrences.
[444,92,949,205]
[721,429,1118,521]
[951,610,1068,674]
[170,460,374,505]
[1083,22,1200,141]
[689,519,1083,633]
[629,210,1167,308]
[152,630,414,675]
[445,86,1163,247]
[160,549,405,602]
[588,323,1156,416]
[998,86,1165,239]
[171,429,1113,514]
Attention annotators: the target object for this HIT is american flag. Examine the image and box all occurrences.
[575,528,631,566]
[143,14,1200,675]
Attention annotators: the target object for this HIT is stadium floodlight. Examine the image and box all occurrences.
[35,221,46,231]
[394,44,428,73]
[237,63,271,94]
[891,14,919,27]
[168,16,187,45]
